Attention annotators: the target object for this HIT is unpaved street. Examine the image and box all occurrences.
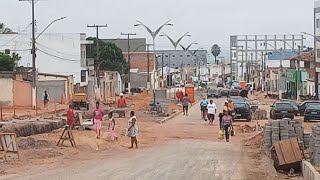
[7,140,244,180]
[1,97,278,180]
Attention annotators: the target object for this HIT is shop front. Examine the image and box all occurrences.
[285,69,297,99]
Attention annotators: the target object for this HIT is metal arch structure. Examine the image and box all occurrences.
[160,32,190,50]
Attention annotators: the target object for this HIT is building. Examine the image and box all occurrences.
[0,72,32,107]
[315,1,320,98]
[37,73,74,104]
[0,33,93,85]
[287,51,315,96]
[154,50,208,69]
[230,35,304,82]
[123,52,155,72]
[101,38,146,52]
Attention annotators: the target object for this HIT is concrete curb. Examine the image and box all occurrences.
[157,99,201,124]
[302,160,320,180]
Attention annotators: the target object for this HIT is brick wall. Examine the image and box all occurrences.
[125,52,154,72]
[13,80,32,107]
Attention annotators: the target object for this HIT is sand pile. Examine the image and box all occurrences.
[243,132,264,148]
[129,91,152,111]
[238,124,255,133]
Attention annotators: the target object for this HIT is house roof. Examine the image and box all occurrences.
[38,72,70,78]
[289,51,314,62]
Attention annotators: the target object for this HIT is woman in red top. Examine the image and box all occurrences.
[93,101,104,139]
[66,104,75,127]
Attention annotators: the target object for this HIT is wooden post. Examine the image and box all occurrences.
[0,106,2,121]
[13,104,16,118]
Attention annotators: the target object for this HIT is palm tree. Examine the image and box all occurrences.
[211,44,221,64]
[0,23,12,34]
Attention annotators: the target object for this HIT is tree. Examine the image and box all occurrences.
[0,23,12,34]
[0,53,16,71]
[211,44,221,64]
[86,37,129,75]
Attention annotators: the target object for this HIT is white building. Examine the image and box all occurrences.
[0,33,92,85]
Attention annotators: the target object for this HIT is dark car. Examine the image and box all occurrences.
[217,81,224,88]
[304,103,320,122]
[270,102,295,120]
[298,101,320,116]
[234,102,252,121]
[229,89,240,97]
[279,99,299,115]
[229,96,246,103]
[219,89,230,97]
[207,89,221,99]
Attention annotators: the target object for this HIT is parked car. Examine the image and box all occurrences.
[229,89,240,96]
[231,81,241,90]
[207,89,221,99]
[298,100,320,116]
[229,96,246,103]
[279,99,299,115]
[219,89,230,97]
[217,81,224,88]
[234,102,252,122]
[270,102,295,120]
[304,103,320,122]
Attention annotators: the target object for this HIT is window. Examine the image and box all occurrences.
[165,55,169,57]
[233,52,236,58]
[80,70,86,82]
[317,19,320,28]
[187,55,190,57]
[172,55,175,57]
[187,64,190,66]
[180,55,183,57]
[317,49,320,58]
[81,51,86,59]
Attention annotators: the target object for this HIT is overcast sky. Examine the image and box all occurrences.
[1,0,315,58]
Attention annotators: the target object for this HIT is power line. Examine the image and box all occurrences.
[36,42,80,57]
[0,23,32,48]
[37,49,80,62]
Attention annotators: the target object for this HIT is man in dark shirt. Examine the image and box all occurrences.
[182,94,191,116]
[43,90,50,108]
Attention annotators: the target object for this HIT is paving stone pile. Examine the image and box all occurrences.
[264,118,304,150]
[309,124,320,166]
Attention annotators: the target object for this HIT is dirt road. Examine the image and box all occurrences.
[0,97,278,180]
[6,140,244,180]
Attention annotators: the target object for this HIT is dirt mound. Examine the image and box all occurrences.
[129,91,152,111]
[18,137,51,149]
[238,124,255,133]
[243,132,263,148]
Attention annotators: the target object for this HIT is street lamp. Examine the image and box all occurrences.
[36,17,67,39]
[134,20,173,92]
[180,42,198,82]
[160,32,191,98]
[160,32,191,50]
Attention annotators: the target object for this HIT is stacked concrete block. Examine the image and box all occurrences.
[263,118,305,151]
[304,133,311,149]
[309,125,320,166]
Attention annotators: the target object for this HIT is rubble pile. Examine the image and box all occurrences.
[0,118,66,137]
[309,124,320,166]
[264,118,304,150]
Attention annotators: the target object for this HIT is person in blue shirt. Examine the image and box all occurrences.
[200,97,209,121]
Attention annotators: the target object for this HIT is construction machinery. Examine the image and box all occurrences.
[72,93,89,110]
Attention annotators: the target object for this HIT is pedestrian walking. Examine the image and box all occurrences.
[222,111,233,142]
[66,104,75,127]
[200,97,209,120]
[108,112,118,141]
[178,90,184,102]
[207,99,217,125]
[93,101,104,139]
[176,89,180,102]
[43,90,50,108]
[127,111,139,149]
[182,94,191,116]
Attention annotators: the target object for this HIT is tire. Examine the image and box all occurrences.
[246,116,252,122]
[304,118,309,122]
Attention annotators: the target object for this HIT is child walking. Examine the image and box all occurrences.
[108,112,118,141]
[93,101,104,139]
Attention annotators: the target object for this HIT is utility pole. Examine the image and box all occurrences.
[161,53,164,88]
[19,0,37,109]
[87,24,107,101]
[121,32,136,94]
[297,45,301,102]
